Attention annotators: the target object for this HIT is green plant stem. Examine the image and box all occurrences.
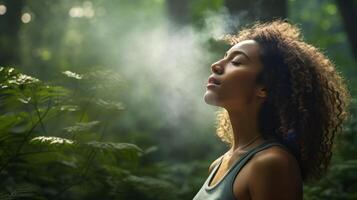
[51,120,108,200]
[0,99,52,175]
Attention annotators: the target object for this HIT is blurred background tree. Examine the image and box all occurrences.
[335,0,357,60]
[0,0,24,66]
[0,0,356,199]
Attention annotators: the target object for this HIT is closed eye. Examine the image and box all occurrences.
[231,61,241,66]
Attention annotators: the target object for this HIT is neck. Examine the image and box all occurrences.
[227,108,263,151]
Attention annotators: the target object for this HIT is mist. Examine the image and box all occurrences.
[88,5,242,128]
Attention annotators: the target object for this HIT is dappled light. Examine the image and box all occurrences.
[69,2,95,18]
[0,5,6,15]
[21,12,31,23]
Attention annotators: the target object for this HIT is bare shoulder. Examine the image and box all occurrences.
[247,146,303,200]
[252,146,300,169]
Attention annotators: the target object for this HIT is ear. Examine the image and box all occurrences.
[257,87,267,98]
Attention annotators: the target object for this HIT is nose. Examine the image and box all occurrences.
[211,61,224,75]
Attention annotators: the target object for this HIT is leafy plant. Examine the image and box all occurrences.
[0,67,180,200]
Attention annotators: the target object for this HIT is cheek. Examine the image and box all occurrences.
[203,68,261,108]
[220,70,258,102]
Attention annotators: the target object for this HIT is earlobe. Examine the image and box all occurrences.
[257,88,267,98]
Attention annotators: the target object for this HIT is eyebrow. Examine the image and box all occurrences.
[224,50,251,61]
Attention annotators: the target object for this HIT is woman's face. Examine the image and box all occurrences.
[204,40,266,111]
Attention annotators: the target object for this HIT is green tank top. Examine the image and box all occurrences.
[192,140,289,200]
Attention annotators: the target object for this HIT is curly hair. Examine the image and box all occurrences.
[215,20,351,182]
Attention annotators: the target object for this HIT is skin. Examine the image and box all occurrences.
[204,40,303,200]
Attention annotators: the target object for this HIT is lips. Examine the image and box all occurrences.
[208,76,221,85]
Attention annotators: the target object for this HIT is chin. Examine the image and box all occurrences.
[203,90,220,106]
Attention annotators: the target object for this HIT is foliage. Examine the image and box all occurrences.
[289,1,357,199]
[304,160,357,200]
[0,67,180,200]
[0,0,356,199]
[302,98,357,200]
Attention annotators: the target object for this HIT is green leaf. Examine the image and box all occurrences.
[62,70,83,80]
[85,141,142,154]
[36,85,70,98]
[7,74,40,85]
[144,146,158,154]
[0,67,41,90]
[30,136,75,146]
[0,192,12,200]
[3,183,44,200]
[123,175,179,200]
[64,121,100,133]
[94,99,125,111]
[60,105,79,112]
[17,97,31,104]
[0,114,25,132]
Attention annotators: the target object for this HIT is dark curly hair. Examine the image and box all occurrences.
[215,20,351,182]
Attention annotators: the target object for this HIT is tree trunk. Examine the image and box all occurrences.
[165,0,190,26]
[335,0,357,60]
[0,0,24,66]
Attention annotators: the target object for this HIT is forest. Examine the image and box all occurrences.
[0,0,356,199]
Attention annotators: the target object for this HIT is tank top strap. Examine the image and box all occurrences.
[210,154,224,172]
[212,139,286,172]
[193,140,288,200]
[204,154,224,187]
[206,139,287,188]
[226,140,288,190]
[233,140,287,169]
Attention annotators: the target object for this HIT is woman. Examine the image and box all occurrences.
[193,20,351,200]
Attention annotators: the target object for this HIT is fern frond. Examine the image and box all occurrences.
[85,141,142,154]
[30,136,75,145]
[62,71,82,80]
[64,121,100,133]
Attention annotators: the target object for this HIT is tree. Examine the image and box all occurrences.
[225,0,287,20]
[224,0,287,32]
[335,0,357,61]
[0,0,24,66]
[165,0,190,25]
